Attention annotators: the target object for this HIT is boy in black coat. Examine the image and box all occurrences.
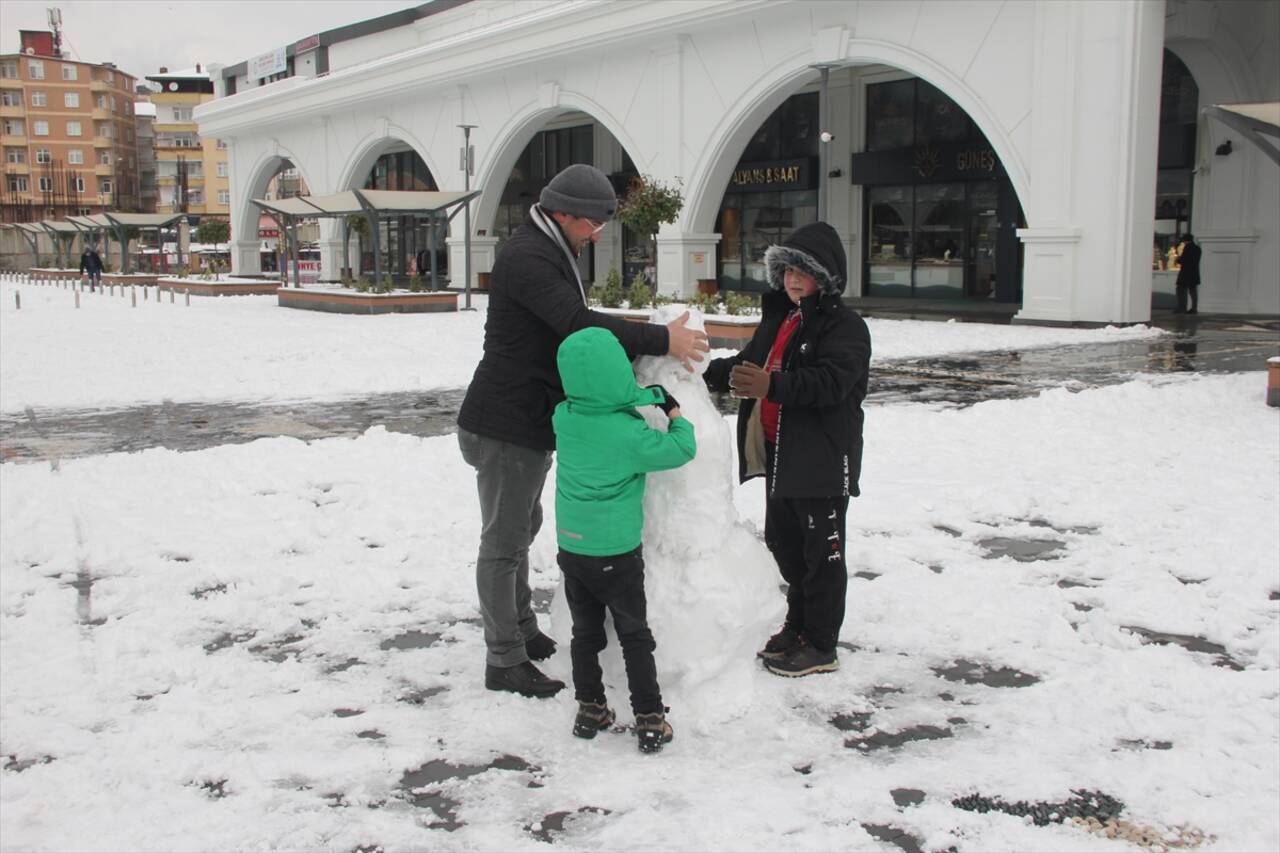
[704,221,871,676]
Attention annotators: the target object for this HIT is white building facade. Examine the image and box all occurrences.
[196,0,1280,324]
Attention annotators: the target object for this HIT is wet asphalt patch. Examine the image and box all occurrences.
[397,755,539,830]
[5,324,1274,463]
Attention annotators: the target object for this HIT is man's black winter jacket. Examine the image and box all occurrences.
[457,215,669,451]
[704,288,870,498]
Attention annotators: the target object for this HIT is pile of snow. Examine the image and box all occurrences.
[551,307,783,724]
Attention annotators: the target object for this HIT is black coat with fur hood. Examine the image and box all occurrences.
[704,223,871,497]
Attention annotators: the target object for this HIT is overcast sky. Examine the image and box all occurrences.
[0,0,423,84]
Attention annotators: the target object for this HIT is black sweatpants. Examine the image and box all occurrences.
[557,546,663,715]
[763,444,849,652]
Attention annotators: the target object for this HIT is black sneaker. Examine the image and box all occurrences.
[756,625,803,661]
[484,662,565,698]
[572,701,616,739]
[525,632,557,661]
[764,643,839,677]
[634,711,674,754]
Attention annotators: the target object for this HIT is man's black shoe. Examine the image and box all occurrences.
[525,632,557,661]
[485,661,565,698]
[756,625,803,661]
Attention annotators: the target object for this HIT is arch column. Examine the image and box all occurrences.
[1016,0,1166,324]
[655,230,720,298]
[448,234,498,291]
[232,239,260,276]
[317,218,344,282]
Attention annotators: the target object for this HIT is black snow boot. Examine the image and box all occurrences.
[573,700,616,739]
[634,711,674,754]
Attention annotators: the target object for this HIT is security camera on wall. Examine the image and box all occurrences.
[819,131,835,144]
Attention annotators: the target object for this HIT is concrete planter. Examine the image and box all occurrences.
[278,287,458,314]
[1268,357,1280,407]
[102,274,161,286]
[605,307,759,350]
[157,278,281,297]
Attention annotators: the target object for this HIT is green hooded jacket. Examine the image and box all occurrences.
[553,327,696,557]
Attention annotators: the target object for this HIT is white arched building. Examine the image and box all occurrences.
[196,0,1280,324]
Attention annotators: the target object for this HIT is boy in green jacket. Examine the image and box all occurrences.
[552,326,696,753]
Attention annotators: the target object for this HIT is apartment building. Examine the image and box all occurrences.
[0,29,141,223]
[144,66,227,220]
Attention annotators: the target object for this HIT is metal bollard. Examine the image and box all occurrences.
[170,288,175,303]
[131,288,137,307]
[14,291,19,310]
[75,290,80,309]
[185,289,190,307]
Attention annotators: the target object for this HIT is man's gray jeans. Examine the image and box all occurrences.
[458,428,552,667]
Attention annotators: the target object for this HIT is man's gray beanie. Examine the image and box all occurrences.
[539,164,617,221]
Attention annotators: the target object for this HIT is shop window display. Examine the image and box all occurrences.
[716,93,820,291]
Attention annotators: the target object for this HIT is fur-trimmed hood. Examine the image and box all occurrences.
[764,221,847,294]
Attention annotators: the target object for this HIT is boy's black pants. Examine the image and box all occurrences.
[764,446,849,652]
[557,546,662,714]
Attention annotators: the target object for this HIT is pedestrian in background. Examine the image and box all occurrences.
[79,243,104,290]
[1175,233,1202,315]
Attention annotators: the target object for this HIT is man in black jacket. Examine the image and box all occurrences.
[704,221,871,678]
[1174,233,1202,315]
[79,244,104,289]
[457,163,709,698]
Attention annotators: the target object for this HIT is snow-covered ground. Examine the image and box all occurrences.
[1,273,1277,852]
[0,275,1163,413]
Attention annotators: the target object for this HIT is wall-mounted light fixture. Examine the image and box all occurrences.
[1215,139,1233,156]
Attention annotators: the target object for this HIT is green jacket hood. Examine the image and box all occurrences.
[557,327,662,414]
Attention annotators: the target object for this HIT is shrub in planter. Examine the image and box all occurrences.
[724,290,760,316]
[690,290,719,315]
[597,267,625,309]
[627,274,653,310]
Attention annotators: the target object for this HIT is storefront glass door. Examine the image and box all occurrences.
[967,182,997,299]
[867,185,912,297]
[912,183,965,298]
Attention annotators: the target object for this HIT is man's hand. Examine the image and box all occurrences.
[729,361,771,399]
[666,310,710,373]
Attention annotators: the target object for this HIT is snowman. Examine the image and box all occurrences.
[550,305,782,726]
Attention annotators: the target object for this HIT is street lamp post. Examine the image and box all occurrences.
[458,123,477,311]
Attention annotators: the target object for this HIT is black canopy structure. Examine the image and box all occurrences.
[252,188,481,305]
[1202,102,1280,167]
[2,220,87,268]
[4,222,52,267]
[38,220,83,268]
[69,212,187,274]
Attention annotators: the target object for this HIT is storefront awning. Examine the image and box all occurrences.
[252,188,480,218]
[1202,102,1280,166]
[101,212,186,228]
[67,214,114,230]
[40,220,83,235]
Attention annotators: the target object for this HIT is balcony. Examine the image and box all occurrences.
[91,107,110,120]
[94,163,114,176]
[4,161,29,174]
[93,136,113,148]
[0,103,23,118]
[90,79,109,92]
